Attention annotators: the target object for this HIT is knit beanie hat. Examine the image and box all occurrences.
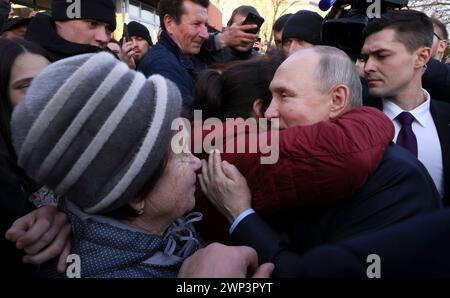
[52,0,117,31]
[282,10,323,46]
[127,21,153,46]
[11,52,182,214]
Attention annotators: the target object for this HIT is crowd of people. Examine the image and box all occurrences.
[1,0,450,279]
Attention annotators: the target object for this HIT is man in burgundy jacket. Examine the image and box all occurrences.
[198,46,441,273]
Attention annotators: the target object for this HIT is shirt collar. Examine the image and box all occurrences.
[382,89,431,128]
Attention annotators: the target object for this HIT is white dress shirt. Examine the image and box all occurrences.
[382,89,444,198]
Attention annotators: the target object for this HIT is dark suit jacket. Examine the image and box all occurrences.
[423,58,450,103]
[364,97,450,206]
[231,145,441,264]
[231,209,450,278]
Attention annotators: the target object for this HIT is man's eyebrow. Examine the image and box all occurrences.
[362,48,392,55]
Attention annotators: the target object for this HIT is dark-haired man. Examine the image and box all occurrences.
[281,10,323,56]
[272,13,292,50]
[362,10,450,205]
[25,0,116,61]
[203,5,262,64]
[430,17,448,62]
[126,21,153,65]
[138,0,210,118]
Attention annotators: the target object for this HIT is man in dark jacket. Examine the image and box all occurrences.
[201,6,261,65]
[198,46,441,275]
[138,0,209,118]
[25,0,116,61]
[281,10,323,57]
[422,57,450,103]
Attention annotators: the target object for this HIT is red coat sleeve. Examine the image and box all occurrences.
[196,107,394,213]
[250,107,394,212]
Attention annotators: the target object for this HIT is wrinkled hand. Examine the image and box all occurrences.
[178,243,274,278]
[220,22,258,49]
[119,41,136,69]
[5,205,72,273]
[198,150,252,223]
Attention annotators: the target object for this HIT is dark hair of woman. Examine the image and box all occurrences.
[0,38,50,193]
[194,51,285,121]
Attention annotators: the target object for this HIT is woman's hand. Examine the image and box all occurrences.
[5,205,72,273]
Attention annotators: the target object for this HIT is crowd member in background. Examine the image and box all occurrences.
[281,10,323,56]
[421,17,450,103]
[203,6,262,65]
[138,0,210,119]
[194,53,284,120]
[108,38,137,70]
[11,52,203,278]
[1,16,31,38]
[0,38,70,277]
[25,0,116,61]
[107,39,122,56]
[362,10,450,205]
[430,17,448,62]
[126,21,153,66]
[272,13,292,50]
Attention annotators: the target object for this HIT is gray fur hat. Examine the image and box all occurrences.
[11,52,181,214]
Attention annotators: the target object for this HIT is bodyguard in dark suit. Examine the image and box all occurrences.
[423,58,450,103]
[364,95,450,206]
[361,10,450,205]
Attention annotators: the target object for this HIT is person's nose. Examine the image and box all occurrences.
[264,100,279,119]
[198,25,209,40]
[364,56,377,74]
[95,27,109,47]
[132,38,138,48]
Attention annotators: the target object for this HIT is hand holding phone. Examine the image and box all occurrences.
[123,22,130,43]
[242,13,265,34]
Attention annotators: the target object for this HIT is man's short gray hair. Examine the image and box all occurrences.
[312,46,362,108]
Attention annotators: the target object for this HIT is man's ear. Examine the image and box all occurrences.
[329,84,350,119]
[252,99,264,119]
[438,40,449,59]
[415,47,431,68]
[164,15,175,36]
